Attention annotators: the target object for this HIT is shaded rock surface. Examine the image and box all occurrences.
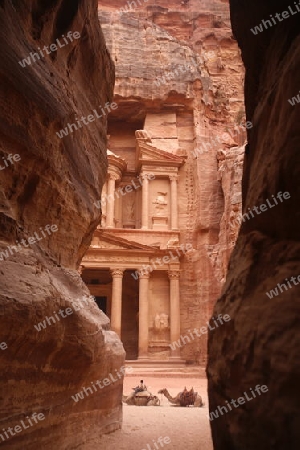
[208,0,300,449]
[0,1,124,448]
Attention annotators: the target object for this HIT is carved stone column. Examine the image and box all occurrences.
[138,273,150,359]
[169,175,179,230]
[101,181,107,227]
[141,173,149,229]
[106,173,117,228]
[168,270,181,358]
[110,269,124,337]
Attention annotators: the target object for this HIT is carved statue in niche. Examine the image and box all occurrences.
[122,192,135,225]
[154,313,169,333]
[153,192,168,216]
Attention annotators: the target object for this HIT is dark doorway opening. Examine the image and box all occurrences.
[121,270,139,360]
[95,296,107,314]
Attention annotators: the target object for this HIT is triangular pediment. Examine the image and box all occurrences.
[136,141,184,169]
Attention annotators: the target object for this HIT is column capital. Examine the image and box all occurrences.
[169,174,178,182]
[139,272,150,279]
[168,270,180,279]
[140,172,150,181]
[110,268,124,278]
[108,172,119,182]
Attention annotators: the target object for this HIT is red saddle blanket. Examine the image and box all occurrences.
[179,388,196,406]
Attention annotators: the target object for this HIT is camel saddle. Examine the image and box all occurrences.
[179,387,196,406]
[135,391,150,398]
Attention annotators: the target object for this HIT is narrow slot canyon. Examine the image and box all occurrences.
[0,0,299,449]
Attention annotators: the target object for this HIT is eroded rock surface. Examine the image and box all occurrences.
[208,0,300,448]
[0,1,124,448]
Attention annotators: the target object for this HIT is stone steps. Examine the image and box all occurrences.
[125,362,206,378]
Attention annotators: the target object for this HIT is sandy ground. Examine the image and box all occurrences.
[99,377,213,450]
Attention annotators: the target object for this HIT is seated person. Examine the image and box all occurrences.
[126,380,147,401]
[132,379,147,394]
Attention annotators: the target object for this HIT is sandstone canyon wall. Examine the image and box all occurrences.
[208,0,300,448]
[98,0,246,363]
[0,1,124,449]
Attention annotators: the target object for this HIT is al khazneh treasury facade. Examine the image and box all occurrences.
[81,115,195,363]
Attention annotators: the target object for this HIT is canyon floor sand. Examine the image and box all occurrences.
[99,376,213,450]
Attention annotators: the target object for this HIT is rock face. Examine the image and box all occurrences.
[0,1,124,449]
[208,0,300,448]
[211,145,244,285]
[98,0,245,363]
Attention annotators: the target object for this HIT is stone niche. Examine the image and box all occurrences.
[148,271,170,357]
[150,179,170,230]
[121,189,137,229]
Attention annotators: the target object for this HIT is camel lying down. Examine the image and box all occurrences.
[158,388,204,407]
[123,390,160,406]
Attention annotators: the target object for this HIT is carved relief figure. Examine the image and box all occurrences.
[123,193,135,223]
[153,192,168,215]
[154,313,169,332]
